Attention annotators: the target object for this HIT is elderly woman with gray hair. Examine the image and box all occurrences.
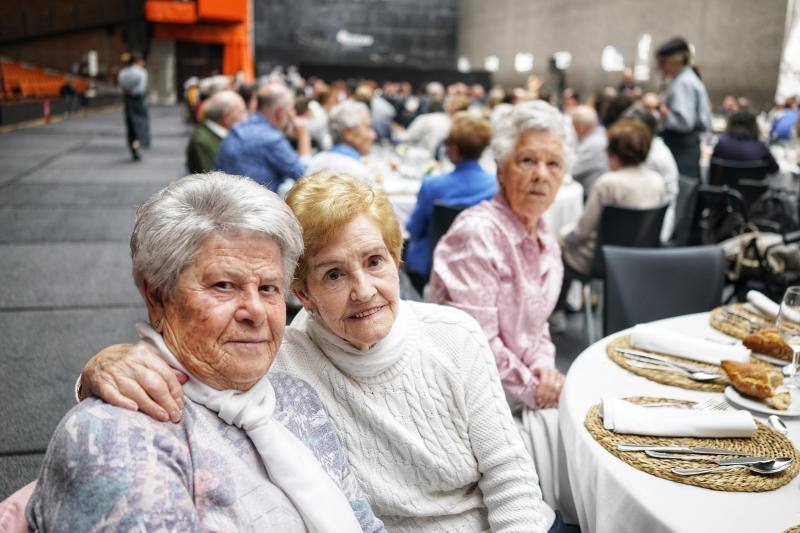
[429,101,574,517]
[9,173,383,532]
[305,99,377,183]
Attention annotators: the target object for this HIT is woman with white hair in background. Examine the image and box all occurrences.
[305,99,377,183]
[430,101,574,519]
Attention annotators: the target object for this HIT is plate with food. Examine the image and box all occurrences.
[721,359,799,416]
[742,328,793,367]
[725,387,800,416]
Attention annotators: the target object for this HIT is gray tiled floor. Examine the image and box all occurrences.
[0,106,186,498]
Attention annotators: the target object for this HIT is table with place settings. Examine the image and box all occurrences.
[560,312,800,533]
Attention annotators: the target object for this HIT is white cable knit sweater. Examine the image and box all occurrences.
[272,300,555,532]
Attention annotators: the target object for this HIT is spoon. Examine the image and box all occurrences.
[769,414,789,435]
[625,360,722,382]
[672,457,794,476]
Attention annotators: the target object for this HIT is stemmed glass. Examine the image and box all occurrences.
[775,286,800,388]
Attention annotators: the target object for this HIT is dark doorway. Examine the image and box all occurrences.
[175,41,223,100]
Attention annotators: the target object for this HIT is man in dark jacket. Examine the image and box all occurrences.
[186,90,247,174]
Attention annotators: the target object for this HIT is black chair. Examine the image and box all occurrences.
[708,158,771,210]
[688,185,749,245]
[566,203,669,342]
[429,202,469,258]
[667,175,699,246]
[603,245,726,335]
[708,157,771,187]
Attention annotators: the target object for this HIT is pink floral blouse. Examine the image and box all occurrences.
[429,194,563,409]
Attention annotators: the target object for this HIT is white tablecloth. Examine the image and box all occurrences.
[543,179,584,234]
[560,312,800,533]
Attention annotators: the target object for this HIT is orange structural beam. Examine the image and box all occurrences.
[145,1,198,24]
[198,0,246,22]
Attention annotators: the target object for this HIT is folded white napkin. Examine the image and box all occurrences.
[630,324,750,365]
[602,397,756,438]
[747,290,780,320]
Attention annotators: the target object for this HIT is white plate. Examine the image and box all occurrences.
[724,386,800,417]
[752,352,793,367]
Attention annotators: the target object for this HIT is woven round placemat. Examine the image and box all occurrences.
[606,335,728,392]
[784,526,800,533]
[709,303,773,339]
[584,396,800,492]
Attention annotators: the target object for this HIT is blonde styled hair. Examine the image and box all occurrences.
[285,171,403,290]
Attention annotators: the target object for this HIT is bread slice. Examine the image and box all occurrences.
[743,328,793,362]
[721,359,783,399]
[766,391,792,411]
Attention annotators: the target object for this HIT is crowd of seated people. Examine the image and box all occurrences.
[3,36,800,532]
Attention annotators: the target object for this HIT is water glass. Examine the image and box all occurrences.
[776,286,800,388]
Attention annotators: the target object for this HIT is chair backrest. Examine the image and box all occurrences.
[603,245,726,334]
[736,178,769,210]
[709,157,771,187]
[590,203,669,278]
[689,185,749,245]
[669,175,699,246]
[430,202,469,256]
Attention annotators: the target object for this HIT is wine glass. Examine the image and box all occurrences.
[775,286,800,388]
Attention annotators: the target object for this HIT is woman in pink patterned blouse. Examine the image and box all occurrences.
[429,100,574,518]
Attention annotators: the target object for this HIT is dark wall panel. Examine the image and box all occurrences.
[458,0,788,111]
[254,0,458,73]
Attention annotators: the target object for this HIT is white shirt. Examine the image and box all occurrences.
[204,119,228,139]
[272,301,555,533]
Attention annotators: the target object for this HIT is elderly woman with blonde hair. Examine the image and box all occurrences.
[71,171,566,531]
[404,111,497,289]
[1,172,383,532]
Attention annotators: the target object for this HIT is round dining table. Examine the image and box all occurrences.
[560,312,800,533]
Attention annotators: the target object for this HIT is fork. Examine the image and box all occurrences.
[636,398,730,411]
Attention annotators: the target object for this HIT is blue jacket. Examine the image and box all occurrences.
[405,160,497,277]
[771,109,799,140]
[215,113,305,192]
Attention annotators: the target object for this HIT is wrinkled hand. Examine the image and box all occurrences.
[81,342,188,423]
[533,367,565,408]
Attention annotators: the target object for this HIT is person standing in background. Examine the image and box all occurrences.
[117,52,150,161]
[655,37,711,179]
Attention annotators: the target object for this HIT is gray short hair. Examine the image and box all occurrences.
[131,172,303,297]
[569,105,599,128]
[202,90,244,124]
[256,82,291,112]
[328,100,370,145]
[491,100,575,171]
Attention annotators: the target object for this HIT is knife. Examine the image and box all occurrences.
[644,450,776,464]
[615,348,713,372]
[617,443,749,456]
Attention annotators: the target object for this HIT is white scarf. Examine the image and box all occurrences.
[302,300,412,379]
[136,323,362,533]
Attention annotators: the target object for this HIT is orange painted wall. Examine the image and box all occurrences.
[145,0,252,81]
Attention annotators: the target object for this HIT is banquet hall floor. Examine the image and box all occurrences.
[0,106,595,498]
